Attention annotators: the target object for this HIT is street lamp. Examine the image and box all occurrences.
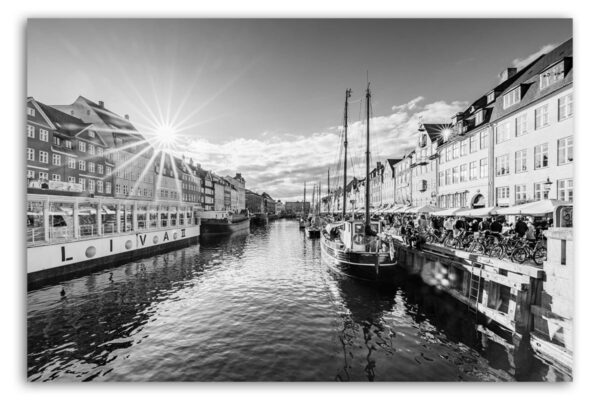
[543,177,553,198]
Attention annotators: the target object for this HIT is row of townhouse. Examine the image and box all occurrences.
[26,96,246,211]
[324,38,573,211]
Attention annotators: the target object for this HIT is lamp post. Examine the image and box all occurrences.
[543,177,553,199]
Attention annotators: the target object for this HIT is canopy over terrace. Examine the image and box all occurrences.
[454,207,499,218]
[496,199,571,216]
[430,207,469,217]
[405,205,443,214]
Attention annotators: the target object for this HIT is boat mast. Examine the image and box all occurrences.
[327,168,330,214]
[365,83,371,227]
[303,181,306,217]
[342,88,351,217]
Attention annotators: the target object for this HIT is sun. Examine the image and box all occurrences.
[152,123,179,148]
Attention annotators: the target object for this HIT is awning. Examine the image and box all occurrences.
[431,207,469,217]
[454,206,499,217]
[496,199,571,216]
[405,205,443,214]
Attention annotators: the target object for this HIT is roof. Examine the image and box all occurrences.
[36,101,91,137]
[387,158,402,167]
[421,123,446,143]
[490,38,573,122]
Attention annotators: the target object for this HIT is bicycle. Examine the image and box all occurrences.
[489,234,520,260]
[425,228,448,244]
[510,238,547,265]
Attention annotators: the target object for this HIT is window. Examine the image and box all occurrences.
[496,122,512,143]
[79,141,86,152]
[558,93,573,121]
[480,159,488,178]
[469,161,478,180]
[515,114,527,137]
[98,165,104,175]
[557,179,573,202]
[438,172,444,187]
[534,182,549,201]
[487,91,495,104]
[27,170,35,179]
[88,144,95,155]
[452,142,459,159]
[65,140,72,149]
[535,105,550,129]
[534,143,549,169]
[496,186,510,203]
[475,110,483,125]
[89,179,95,192]
[460,164,468,182]
[115,184,121,194]
[79,178,86,191]
[39,129,49,142]
[461,140,468,156]
[105,182,112,194]
[452,166,459,184]
[558,136,574,165]
[79,160,86,171]
[97,180,103,193]
[446,147,452,162]
[52,154,61,166]
[27,148,35,161]
[68,176,75,183]
[496,154,509,176]
[27,125,35,138]
[445,169,451,186]
[540,60,565,90]
[98,147,103,156]
[51,174,60,181]
[67,157,76,169]
[515,149,527,173]
[88,162,95,173]
[88,131,95,138]
[106,166,112,176]
[39,151,48,163]
[469,135,478,153]
[503,86,521,109]
[480,129,488,149]
[39,172,48,181]
[27,107,35,116]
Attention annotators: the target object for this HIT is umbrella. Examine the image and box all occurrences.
[430,207,469,217]
[496,199,571,216]
[454,206,499,217]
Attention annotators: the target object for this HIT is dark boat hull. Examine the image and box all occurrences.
[320,237,398,281]
[200,218,250,235]
[305,228,320,238]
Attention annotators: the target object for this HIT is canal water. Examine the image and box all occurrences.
[27,219,568,382]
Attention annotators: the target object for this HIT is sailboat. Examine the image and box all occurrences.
[306,183,321,239]
[320,85,397,281]
[299,182,307,229]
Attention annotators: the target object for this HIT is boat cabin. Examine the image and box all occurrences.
[337,219,384,252]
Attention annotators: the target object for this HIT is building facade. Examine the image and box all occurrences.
[410,123,442,207]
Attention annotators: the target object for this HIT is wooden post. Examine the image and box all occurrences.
[43,198,49,242]
[73,200,80,239]
[96,202,102,236]
[116,204,122,234]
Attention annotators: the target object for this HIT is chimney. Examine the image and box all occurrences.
[98,100,104,108]
[499,67,517,83]
[124,114,129,120]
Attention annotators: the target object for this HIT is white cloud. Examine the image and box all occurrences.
[184,97,467,202]
[512,43,559,71]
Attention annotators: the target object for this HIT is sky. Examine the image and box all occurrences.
[27,19,572,201]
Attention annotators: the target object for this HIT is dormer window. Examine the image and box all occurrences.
[503,86,521,109]
[487,91,495,104]
[88,130,95,138]
[27,107,35,117]
[418,131,427,148]
[540,60,565,90]
[475,109,483,126]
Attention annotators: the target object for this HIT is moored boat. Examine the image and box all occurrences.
[199,210,250,235]
[319,85,398,282]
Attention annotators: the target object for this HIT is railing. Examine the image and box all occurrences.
[27,227,45,244]
[102,223,117,235]
[49,226,73,241]
[137,220,146,230]
[79,224,98,237]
